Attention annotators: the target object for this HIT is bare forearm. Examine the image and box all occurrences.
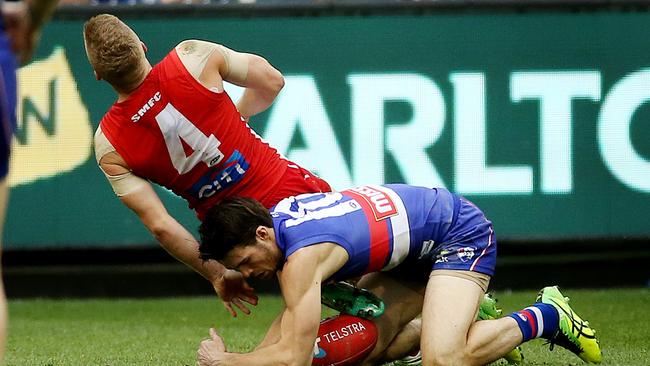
[255,309,285,350]
[236,88,279,120]
[153,218,225,282]
[214,308,311,366]
[117,183,228,291]
[219,343,296,366]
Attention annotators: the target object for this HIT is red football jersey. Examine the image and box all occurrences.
[100,49,322,219]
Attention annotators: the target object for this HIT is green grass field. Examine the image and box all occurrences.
[4,288,649,365]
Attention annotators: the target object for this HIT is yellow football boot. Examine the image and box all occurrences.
[536,286,602,363]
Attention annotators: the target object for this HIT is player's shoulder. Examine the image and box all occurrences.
[174,39,220,57]
[282,241,343,274]
[93,124,103,139]
[173,39,224,80]
[93,125,118,163]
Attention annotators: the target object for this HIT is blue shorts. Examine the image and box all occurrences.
[431,196,497,276]
[0,32,17,180]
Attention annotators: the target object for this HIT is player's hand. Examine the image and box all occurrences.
[213,269,258,317]
[197,328,227,366]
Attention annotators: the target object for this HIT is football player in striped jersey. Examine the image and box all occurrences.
[196,185,601,365]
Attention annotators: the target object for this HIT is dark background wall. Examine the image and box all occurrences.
[4,0,650,297]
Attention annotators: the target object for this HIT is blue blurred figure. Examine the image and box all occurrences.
[0,0,59,359]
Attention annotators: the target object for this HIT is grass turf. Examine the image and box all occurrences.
[4,288,649,365]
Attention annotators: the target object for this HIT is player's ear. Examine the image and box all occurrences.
[141,42,148,53]
[256,226,270,241]
[94,70,101,81]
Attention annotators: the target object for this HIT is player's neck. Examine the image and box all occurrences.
[267,229,284,269]
[116,63,153,102]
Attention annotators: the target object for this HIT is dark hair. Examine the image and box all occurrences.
[199,197,273,261]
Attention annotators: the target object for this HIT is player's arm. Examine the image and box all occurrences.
[198,243,348,366]
[98,156,215,283]
[227,50,284,121]
[97,150,257,316]
[25,0,59,32]
[176,40,284,120]
[254,308,286,350]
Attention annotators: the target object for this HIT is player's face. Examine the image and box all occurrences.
[223,243,279,280]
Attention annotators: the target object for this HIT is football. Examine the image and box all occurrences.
[312,314,378,366]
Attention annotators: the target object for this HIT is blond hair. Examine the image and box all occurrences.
[83,14,148,93]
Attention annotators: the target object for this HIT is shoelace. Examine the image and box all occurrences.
[545,328,584,355]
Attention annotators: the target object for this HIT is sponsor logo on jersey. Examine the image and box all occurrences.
[131,91,162,122]
[420,240,436,259]
[321,321,367,344]
[457,246,476,262]
[346,185,397,220]
[435,249,451,263]
[187,150,250,200]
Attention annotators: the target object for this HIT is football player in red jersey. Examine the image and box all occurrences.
[83,14,331,317]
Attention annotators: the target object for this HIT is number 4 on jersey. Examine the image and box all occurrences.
[155,103,224,174]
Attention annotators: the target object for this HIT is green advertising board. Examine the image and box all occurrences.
[5,11,650,249]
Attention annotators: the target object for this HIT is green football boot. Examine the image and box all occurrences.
[321,281,385,319]
[477,292,503,320]
[478,293,524,365]
[536,286,602,364]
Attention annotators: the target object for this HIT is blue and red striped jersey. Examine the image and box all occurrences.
[271,184,461,281]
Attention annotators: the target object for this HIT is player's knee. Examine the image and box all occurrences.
[358,345,388,366]
[422,349,471,366]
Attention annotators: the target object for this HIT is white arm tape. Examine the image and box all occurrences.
[215,44,249,84]
[94,126,149,197]
[103,170,149,197]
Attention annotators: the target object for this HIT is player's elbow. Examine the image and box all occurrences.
[266,67,284,95]
[143,215,174,242]
[149,223,170,242]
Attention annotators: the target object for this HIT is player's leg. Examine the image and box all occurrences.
[532,285,601,363]
[419,194,519,365]
[0,178,7,360]
[420,272,522,366]
[391,293,525,366]
[383,317,421,361]
[420,275,600,365]
[477,293,524,365]
[355,272,425,366]
[380,268,428,364]
[0,43,16,360]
